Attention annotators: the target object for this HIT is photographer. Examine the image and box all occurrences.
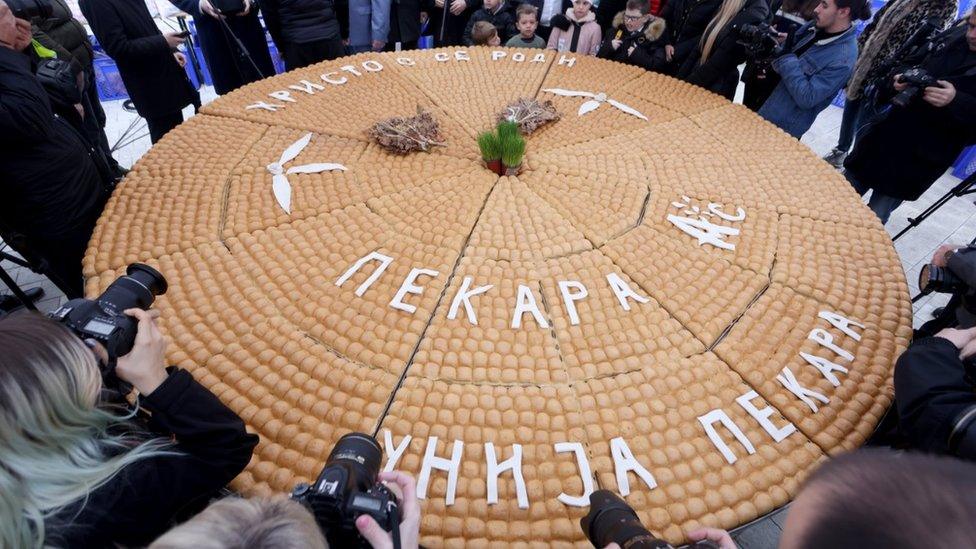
[0,311,258,548]
[149,472,422,549]
[741,0,819,111]
[842,9,976,224]
[0,0,109,298]
[80,0,200,142]
[822,0,959,168]
[758,0,869,139]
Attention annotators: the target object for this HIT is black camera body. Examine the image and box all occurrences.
[35,58,82,106]
[49,263,168,363]
[581,490,720,549]
[209,0,246,15]
[735,22,781,59]
[7,0,53,19]
[891,67,939,107]
[292,433,401,548]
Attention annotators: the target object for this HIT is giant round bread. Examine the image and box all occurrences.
[84,48,913,547]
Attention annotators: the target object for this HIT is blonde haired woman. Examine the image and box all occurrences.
[0,311,258,548]
[675,0,769,98]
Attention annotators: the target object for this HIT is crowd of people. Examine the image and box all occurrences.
[2,0,976,545]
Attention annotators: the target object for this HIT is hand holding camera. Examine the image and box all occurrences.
[356,471,421,549]
[115,309,169,395]
[936,327,976,361]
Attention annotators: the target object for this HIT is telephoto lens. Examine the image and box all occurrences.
[580,490,721,549]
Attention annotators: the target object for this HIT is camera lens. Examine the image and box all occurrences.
[96,263,168,314]
[581,490,665,548]
[327,433,383,491]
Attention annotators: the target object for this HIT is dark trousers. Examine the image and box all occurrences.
[82,70,123,174]
[844,168,904,224]
[283,38,345,71]
[385,39,418,51]
[146,111,186,144]
[835,96,863,152]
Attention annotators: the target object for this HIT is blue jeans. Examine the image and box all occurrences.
[845,169,903,225]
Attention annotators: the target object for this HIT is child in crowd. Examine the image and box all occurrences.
[506,4,547,48]
[546,0,602,55]
[596,0,667,70]
[464,0,518,45]
[471,21,503,45]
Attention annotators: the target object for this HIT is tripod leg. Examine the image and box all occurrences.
[0,265,37,311]
[892,171,976,242]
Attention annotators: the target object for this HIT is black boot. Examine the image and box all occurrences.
[0,286,45,312]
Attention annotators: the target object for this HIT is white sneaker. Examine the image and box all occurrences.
[823,148,848,169]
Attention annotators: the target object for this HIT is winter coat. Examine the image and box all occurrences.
[46,369,259,548]
[261,0,343,48]
[758,23,858,138]
[675,0,768,98]
[0,47,106,245]
[30,0,94,75]
[596,11,667,71]
[388,0,423,45]
[167,0,275,95]
[80,0,199,117]
[426,0,481,45]
[844,24,976,201]
[546,8,602,55]
[661,0,721,71]
[464,2,518,44]
[347,0,392,48]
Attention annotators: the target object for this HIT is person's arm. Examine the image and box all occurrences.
[685,29,741,88]
[371,0,391,47]
[628,40,666,71]
[895,333,976,455]
[0,46,54,143]
[80,0,171,64]
[168,0,203,17]
[771,54,853,109]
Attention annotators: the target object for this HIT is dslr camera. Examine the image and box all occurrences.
[891,67,939,107]
[735,22,781,59]
[49,263,168,369]
[581,490,721,548]
[292,433,402,548]
[5,0,53,19]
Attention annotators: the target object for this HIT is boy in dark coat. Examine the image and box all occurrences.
[464,0,516,45]
[597,0,667,71]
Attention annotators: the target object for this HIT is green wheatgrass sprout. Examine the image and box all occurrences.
[501,133,526,168]
[496,120,519,142]
[477,131,501,161]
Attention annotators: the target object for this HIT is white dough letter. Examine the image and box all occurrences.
[512,52,525,62]
[606,272,649,311]
[531,53,546,63]
[382,430,412,472]
[447,276,493,325]
[362,60,384,72]
[334,251,394,296]
[245,101,284,112]
[735,391,796,442]
[610,437,657,496]
[321,71,347,85]
[554,442,594,507]
[808,328,854,362]
[340,64,362,76]
[417,437,463,505]
[485,443,528,509]
[698,409,756,464]
[434,52,450,62]
[454,50,470,61]
[800,352,848,387]
[268,90,296,103]
[818,310,864,341]
[289,80,325,94]
[558,54,576,67]
[396,57,416,66]
[390,268,440,314]
[776,366,830,413]
[558,280,588,326]
[511,284,549,329]
[491,50,507,60]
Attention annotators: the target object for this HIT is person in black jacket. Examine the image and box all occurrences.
[895,326,976,460]
[661,0,722,73]
[597,0,667,71]
[0,310,258,548]
[80,0,199,142]
[30,0,124,176]
[463,0,516,45]
[262,0,345,70]
[675,0,768,98]
[167,0,275,95]
[0,8,110,299]
[388,0,422,49]
[843,11,976,224]
[427,0,479,45]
